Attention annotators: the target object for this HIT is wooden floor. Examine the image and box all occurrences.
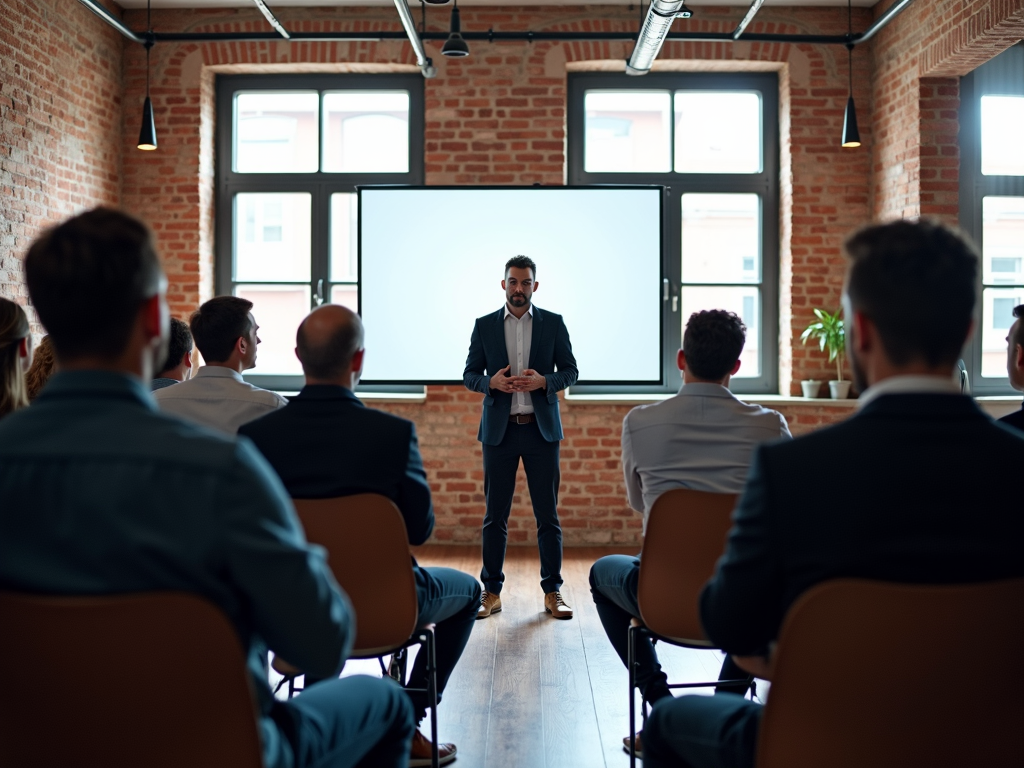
[284,545,763,768]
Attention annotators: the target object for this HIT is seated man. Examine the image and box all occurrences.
[642,220,1024,768]
[0,208,413,768]
[240,304,481,768]
[155,295,286,433]
[150,316,193,391]
[589,310,791,756]
[1000,304,1023,432]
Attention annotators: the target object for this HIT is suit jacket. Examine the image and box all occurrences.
[700,393,1024,657]
[463,306,579,445]
[999,403,1024,433]
[238,386,434,549]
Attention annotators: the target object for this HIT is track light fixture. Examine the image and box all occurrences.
[442,1,469,58]
[841,0,861,148]
[137,0,157,151]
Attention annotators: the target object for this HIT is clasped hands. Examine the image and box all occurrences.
[489,365,546,394]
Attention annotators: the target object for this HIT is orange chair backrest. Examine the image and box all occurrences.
[637,488,739,644]
[293,494,419,655]
[0,591,263,768]
[758,578,1024,768]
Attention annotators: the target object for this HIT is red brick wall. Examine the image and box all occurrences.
[0,0,124,324]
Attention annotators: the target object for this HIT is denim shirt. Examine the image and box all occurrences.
[0,371,353,767]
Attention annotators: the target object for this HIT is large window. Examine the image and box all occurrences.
[568,73,779,394]
[216,74,424,391]
[960,43,1024,395]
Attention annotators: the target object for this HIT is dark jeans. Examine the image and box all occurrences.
[271,674,414,768]
[480,420,563,594]
[588,554,752,704]
[407,565,482,722]
[644,693,762,768]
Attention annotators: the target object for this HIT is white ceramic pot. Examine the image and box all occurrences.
[829,380,852,399]
[801,380,822,398]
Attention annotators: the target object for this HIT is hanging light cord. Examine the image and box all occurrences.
[145,0,153,96]
[846,0,853,97]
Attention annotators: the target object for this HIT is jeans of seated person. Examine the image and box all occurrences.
[406,565,482,723]
[643,693,762,768]
[270,674,414,768]
[589,555,753,705]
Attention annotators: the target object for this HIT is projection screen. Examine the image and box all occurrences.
[358,186,663,385]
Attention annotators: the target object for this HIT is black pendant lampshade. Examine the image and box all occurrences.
[442,2,469,58]
[842,95,861,148]
[138,94,158,151]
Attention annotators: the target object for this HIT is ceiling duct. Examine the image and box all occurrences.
[626,0,691,76]
[394,0,438,78]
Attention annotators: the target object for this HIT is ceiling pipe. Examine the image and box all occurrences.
[855,0,914,44]
[393,0,438,78]
[252,0,291,40]
[732,0,766,40]
[626,0,687,76]
[76,0,145,44]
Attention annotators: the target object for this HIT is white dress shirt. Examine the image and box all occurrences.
[621,382,792,535]
[154,365,287,435]
[856,374,960,409]
[504,304,534,415]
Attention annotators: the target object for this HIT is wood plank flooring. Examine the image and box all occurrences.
[315,545,759,768]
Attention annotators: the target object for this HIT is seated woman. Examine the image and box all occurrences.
[0,298,33,419]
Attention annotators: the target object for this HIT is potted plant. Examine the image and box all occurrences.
[800,308,850,399]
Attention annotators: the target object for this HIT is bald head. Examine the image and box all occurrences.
[296,305,364,383]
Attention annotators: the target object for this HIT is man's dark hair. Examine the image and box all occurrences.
[189,296,253,364]
[1013,305,1024,350]
[296,309,364,379]
[682,310,747,381]
[844,219,978,368]
[25,208,162,361]
[157,317,194,375]
[505,255,536,280]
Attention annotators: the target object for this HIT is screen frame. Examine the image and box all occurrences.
[356,184,667,387]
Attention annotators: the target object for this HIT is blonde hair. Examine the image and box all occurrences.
[25,335,57,402]
[0,298,30,418]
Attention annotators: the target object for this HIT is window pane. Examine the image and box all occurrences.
[981,287,1024,378]
[680,286,761,377]
[982,196,1024,284]
[675,91,762,173]
[234,193,312,282]
[584,91,671,173]
[330,285,358,312]
[330,193,359,282]
[235,92,319,173]
[981,96,1024,176]
[681,194,760,284]
[322,92,410,173]
[235,284,310,376]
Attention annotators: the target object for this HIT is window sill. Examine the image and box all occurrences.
[563,392,860,407]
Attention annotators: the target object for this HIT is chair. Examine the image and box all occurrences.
[276,494,439,768]
[0,591,263,768]
[757,578,1024,768]
[627,488,751,768]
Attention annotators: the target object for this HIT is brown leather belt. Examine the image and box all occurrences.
[509,413,535,424]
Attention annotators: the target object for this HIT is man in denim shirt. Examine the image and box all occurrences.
[0,208,413,768]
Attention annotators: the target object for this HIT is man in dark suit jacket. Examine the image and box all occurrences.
[642,220,1024,768]
[463,255,579,620]
[1000,304,1024,432]
[240,305,480,768]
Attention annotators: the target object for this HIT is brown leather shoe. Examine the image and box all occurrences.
[622,731,643,758]
[544,591,573,619]
[409,729,457,767]
[477,590,502,619]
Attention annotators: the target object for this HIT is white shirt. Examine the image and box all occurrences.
[154,365,287,435]
[621,382,792,535]
[503,303,534,415]
[856,374,960,409]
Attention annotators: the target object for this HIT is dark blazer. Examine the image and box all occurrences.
[999,403,1024,433]
[463,306,579,446]
[239,385,434,547]
[700,393,1024,657]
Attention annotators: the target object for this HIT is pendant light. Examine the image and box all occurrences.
[138,0,157,151]
[441,0,470,58]
[841,0,860,148]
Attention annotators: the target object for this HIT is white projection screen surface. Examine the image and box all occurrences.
[358,186,663,385]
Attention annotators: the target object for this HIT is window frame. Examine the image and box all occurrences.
[215,73,425,392]
[567,71,780,395]
[959,43,1024,397]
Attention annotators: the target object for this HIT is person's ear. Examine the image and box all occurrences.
[851,310,873,354]
[351,348,365,374]
[501,279,507,292]
[731,359,742,376]
[1016,343,1024,369]
[182,351,193,369]
[18,337,30,359]
[676,349,686,371]
[532,280,539,292]
[236,335,248,358]
[141,295,163,342]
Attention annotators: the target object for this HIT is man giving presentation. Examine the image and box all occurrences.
[464,255,579,620]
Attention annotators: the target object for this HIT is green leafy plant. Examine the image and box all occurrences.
[800,308,846,382]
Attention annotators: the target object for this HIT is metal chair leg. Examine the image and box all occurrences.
[424,629,439,768]
[628,623,638,768]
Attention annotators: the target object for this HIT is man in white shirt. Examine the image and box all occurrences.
[589,310,791,757]
[155,296,286,434]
